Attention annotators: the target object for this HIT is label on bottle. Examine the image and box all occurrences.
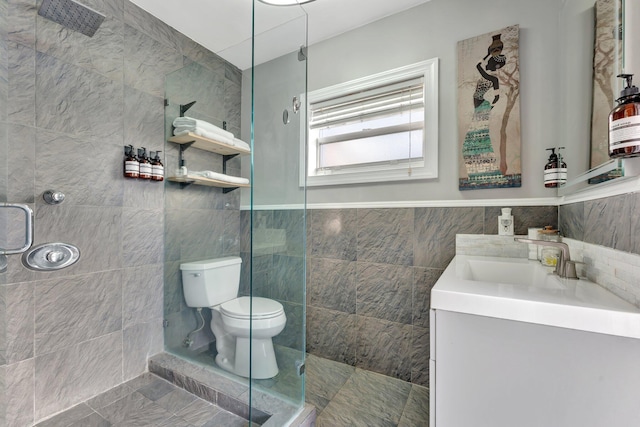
[609,115,640,150]
[139,162,152,179]
[125,160,139,177]
[544,167,559,184]
[152,164,164,181]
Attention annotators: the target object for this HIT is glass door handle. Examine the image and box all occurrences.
[0,203,34,255]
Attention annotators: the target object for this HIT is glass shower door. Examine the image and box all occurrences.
[245,0,309,423]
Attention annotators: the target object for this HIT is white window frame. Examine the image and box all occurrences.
[300,58,438,187]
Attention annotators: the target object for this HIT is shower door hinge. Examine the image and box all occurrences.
[298,46,307,62]
[296,360,306,376]
[163,319,169,328]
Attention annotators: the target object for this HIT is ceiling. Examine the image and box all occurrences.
[128,0,431,70]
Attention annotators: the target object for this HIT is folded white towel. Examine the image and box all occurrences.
[174,127,234,146]
[190,170,250,185]
[232,138,250,152]
[173,116,234,141]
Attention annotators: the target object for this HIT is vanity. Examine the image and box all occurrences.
[429,238,640,427]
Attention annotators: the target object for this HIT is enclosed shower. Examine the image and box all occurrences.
[161,1,309,425]
[0,0,309,424]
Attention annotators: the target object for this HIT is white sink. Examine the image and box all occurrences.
[462,257,563,289]
[432,255,640,339]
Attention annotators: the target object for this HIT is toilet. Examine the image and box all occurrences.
[180,257,286,379]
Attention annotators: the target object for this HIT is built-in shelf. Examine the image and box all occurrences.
[167,174,250,189]
[167,132,250,192]
[168,133,250,156]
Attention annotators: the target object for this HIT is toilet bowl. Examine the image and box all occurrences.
[180,257,287,379]
[212,296,286,379]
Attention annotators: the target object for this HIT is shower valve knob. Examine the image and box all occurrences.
[43,190,65,205]
[46,250,65,263]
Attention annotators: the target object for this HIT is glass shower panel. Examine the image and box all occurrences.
[247,1,308,422]
[163,60,245,373]
[0,1,8,421]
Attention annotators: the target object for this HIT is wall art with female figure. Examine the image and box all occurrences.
[458,25,521,190]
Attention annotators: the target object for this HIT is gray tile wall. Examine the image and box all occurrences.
[0,0,241,425]
[560,192,640,305]
[239,209,306,352]
[0,1,7,423]
[306,205,557,386]
[560,193,640,254]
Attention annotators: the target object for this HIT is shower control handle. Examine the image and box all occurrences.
[43,190,65,205]
[46,250,65,263]
[0,203,34,255]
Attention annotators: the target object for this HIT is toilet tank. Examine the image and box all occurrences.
[180,257,242,308]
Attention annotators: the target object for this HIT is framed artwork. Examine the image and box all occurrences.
[457,25,521,190]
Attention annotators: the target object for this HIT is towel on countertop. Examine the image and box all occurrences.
[190,170,249,185]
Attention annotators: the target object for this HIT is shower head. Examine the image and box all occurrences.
[38,0,105,37]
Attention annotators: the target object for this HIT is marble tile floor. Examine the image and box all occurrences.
[34,372,251,427]
[304,354,430,427]
[173,346,429,427]
[35,351,428,427]
[211,348,429,426]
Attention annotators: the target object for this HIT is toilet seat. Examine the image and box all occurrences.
[220,296,284,320]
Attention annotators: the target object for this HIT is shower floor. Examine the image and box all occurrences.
[33,372,250,427]
[34,348,428,427]
[170,345,429,426]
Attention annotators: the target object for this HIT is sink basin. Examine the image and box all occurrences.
[462,257,563,289]
[432,255,640,339]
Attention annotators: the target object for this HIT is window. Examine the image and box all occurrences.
[301,59,438,187]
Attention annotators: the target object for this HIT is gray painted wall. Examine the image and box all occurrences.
[241,0,606,206]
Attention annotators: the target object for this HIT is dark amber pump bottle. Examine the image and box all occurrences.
[124,145,139,178]
[151,151,164,182]
[138,147,152,179]
[609,74,640,158]
[544,148,559,188]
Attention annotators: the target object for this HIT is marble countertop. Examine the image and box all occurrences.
[431,254,640,339]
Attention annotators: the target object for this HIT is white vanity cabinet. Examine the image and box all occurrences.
[429,255,640,427]
[430,309,640,427]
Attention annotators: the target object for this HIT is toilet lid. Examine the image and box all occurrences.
[220,296,284,320]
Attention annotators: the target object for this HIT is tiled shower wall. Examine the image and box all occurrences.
[305,205,557,386]
[0,0,241,425]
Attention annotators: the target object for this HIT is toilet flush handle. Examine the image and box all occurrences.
[191,273,201,277]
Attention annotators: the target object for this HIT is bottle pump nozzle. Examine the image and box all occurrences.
[617,74,639,99]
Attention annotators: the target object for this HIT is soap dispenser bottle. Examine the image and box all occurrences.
[544,148,559,188]
[151,151,164,182]
[498,207,514,236]
[138,147,152,179]
[124,145,139,179]
[609,74,640,158]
